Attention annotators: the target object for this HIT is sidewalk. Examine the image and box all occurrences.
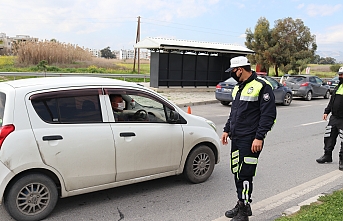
[140,82,219,107]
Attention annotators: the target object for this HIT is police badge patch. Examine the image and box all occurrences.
[263,93,270,101]
[247,87,254,94]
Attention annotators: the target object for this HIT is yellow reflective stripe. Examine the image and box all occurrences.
[232,86,239,98]
[336,84,343,95]
[244,157,258,164]
[232,166,239,173]
[241,81,263,97]
[232,158,239,165]
[232,150,239,158]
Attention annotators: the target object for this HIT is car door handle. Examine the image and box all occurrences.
[120,132,136,137]
[42,135,63,141]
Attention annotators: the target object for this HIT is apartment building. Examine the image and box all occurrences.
[88,48,101,57]
[0,33,38,55]
[113,49,150,60]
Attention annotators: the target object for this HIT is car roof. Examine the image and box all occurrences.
[288,75,316,78]
[0,77,140,90]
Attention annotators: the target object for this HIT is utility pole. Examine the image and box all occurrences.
[133,16,141,73]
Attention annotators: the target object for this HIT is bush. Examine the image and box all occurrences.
[330,64,341,72]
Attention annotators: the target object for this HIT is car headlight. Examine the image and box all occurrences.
[206,120,216,132]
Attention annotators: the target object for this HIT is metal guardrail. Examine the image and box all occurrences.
[0,72,150,81]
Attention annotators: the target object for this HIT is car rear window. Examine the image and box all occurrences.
[0,92,5,126]
[31,95,102,123]
[286,76,306,83]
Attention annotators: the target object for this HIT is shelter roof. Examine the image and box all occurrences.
[134,37,254,54]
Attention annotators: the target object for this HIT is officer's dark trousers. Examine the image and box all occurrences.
[324,115,343,156]
[231,136,261,203]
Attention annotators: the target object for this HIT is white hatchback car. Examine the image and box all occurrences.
[0,77,220,221]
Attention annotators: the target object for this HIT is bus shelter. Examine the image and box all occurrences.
[134,37,254,88]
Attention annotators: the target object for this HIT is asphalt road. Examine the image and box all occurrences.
[1,97,343,221]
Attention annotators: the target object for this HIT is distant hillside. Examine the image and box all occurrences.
[317,51,343,63]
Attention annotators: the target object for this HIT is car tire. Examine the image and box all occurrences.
[4,173,58,221]
[305,91,312,101]
[221,101,230,106]
[282,93,292,106]
[324,90,330,99]
[184,145,215,184]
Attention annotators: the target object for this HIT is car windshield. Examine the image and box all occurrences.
[224,77,237,84]
[286,76,306,83]
[332,76,338,81]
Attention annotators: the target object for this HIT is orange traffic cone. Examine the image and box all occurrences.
[187,106,192,114]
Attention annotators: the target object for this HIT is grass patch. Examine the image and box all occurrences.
[275,190,343,221]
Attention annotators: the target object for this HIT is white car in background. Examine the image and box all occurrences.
[0,77,220,221]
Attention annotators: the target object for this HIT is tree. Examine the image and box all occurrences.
[100,46,115,59]
[270,17,317,75]
[245,17,317,76]
[245,17,272,74]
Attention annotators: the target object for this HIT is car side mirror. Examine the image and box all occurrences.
[168,110,180,123]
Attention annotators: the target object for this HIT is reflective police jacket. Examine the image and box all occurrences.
[324,83,343,118]
[223,72,277,140]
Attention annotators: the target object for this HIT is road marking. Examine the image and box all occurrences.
[295,120,327,127]
[212,170,343,221]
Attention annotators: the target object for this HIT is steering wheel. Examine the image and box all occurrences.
[133,109,148,121]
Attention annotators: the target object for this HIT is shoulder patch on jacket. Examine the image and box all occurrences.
[263,93,270,101]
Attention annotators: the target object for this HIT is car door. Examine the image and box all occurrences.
[314,76,327,96]
[264,76,282,103]
[26,89,116,191]
[105,88,184,182]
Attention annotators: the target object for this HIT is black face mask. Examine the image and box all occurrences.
[230,70,241,82]
[339,77,343,84]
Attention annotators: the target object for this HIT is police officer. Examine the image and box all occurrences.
[316,66,343,171]
[221,56,277,221]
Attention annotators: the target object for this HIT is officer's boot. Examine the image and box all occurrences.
[316,151,332,163]
[231,201,250,221]
[225,201,252,218]
[339,155,343,171]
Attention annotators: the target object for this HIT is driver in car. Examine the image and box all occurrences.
[110,94,129,121]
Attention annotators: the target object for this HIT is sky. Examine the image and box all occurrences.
[1,0,343,58]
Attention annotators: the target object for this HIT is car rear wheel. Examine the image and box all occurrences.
[305,91,312,101]
[4,173,58,221]
[324,90,330,99]
[282,93,292,106]
[184,145,215,184]
[221,101,230,106]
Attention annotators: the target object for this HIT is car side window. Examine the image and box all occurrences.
[315,77,323,85]
[309,77,316,84]
[32,95,102,123]
[106,89,177,123]
[264,76,278,89]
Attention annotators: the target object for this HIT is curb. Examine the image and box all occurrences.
[282,194,324,216]
[281,183,343,217]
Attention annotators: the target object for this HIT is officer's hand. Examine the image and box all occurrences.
[221,132,229,145]
[323,114,328,121]
[251,139,263,153]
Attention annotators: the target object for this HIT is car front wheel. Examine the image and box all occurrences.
[283,93,292,106]
[4,173,58,221]
[184,145,215,183]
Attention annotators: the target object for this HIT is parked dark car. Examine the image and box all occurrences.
[284,75,330,101]
[326,76,339,94]
[215,75,293,106]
